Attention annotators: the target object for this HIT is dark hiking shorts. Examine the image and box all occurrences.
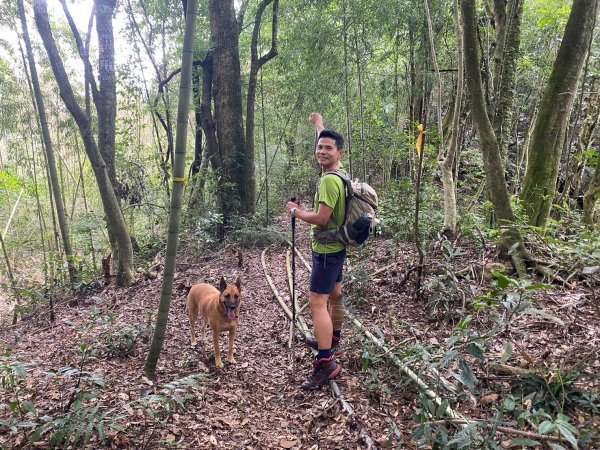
[310,250,346,294]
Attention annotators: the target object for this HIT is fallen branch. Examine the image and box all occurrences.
[348,311,466,417]
[427,419,567,443]
[263,247,377,446]
[285,243,465,412]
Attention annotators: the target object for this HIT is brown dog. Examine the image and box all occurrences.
[187,276,242,368]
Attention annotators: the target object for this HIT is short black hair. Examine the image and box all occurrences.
[318,129,344,149]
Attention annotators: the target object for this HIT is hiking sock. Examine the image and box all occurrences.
[317,348,332,360]
[330,295,345,331]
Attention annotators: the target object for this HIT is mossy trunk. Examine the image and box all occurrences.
[521,0,598,227]
[462,0,526,273]
[583,162,600,228]
[34,0,134,286]
[209,0,247,223]
[491,0,524,160]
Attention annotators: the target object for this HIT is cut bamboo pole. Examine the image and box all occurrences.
[261,248,355,416]
[286,241,464,417]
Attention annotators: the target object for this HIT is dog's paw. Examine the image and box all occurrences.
[227,357,236,364]
[215,360,224,369]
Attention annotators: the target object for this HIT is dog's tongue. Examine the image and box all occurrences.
[227,309,236,320]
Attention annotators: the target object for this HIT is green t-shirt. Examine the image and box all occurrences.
[311,173,346,254]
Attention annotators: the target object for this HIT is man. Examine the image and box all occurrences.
[285,112,346,390]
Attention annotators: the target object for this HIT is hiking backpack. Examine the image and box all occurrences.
[313,170,379,247]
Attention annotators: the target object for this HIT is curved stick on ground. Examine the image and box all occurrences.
[286,243,465,418]
[261,248,357,425]
[261,248,309,335]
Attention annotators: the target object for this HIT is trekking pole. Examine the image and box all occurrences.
[289,197,299,366]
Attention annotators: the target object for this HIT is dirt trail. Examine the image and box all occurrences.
[2,216,598,449]
[0,218,415,449]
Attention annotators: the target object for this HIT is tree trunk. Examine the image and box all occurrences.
[583,158,600,228]
[461,0,525,268]
[94,0,118,189]
[245,0,278,213]
[34,0,134,286]
[564,88,600,200]
[521,0,598,227]
[19,0,76,281]
[491,0,524,159]
[209,0,247,222]
[145,0,199,375]
[438,0,464,236]
[343,3,354,177]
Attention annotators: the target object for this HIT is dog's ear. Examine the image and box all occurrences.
[235,276,241,291]
[219,276,227,292]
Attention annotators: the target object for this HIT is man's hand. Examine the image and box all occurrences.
[286,201,300,217]
[309,112,325,134]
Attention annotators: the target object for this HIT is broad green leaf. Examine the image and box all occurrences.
[503,395,516,411]
[446,335,461,347]
[556,423,579,449]
[466,343,484,362]
[12,364,26,378]
[539,420,557,434]
[21,400,36,414]
[501,341,513,363]
[493,271,512,289]
[548,443,568,450]
[457,357,477,390]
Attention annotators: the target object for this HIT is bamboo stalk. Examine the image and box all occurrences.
[347,311,463,418]
[2,188,25,240]
[286,242,463,406]
[262,249,309,334]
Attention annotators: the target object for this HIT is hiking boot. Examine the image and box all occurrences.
[305,335,340,351]
[300,357,341,390]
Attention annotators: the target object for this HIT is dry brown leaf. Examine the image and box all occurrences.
[480,393,499,405]
[279,438,298,448]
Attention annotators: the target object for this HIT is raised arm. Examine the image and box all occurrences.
[309,112,325,135]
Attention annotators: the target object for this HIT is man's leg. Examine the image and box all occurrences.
[301,291,340,390]
[310,292,333,350]
[329,281,344,333]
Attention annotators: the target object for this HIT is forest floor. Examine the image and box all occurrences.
[0,216,599,449]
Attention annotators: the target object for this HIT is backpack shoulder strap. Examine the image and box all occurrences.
[325,170,352,194]
[323,170,351,226]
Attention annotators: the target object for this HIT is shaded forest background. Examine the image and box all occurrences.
[1,0,599,288]
[0,0,599,448]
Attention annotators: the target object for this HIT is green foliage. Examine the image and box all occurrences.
[474,272,555,329]
[30,393,125,449]
[132,374,208,426]
[378,178,444,243]
[5,281,46,321]
[0,338,206,448]
[88,300,151,358]
[191,212,224,246]
[0,343,121,448]
[424,239,469,319]
[0,347,33,423]
[226,215,287,248]
[412,395,491,449]
[511,372,600,416]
